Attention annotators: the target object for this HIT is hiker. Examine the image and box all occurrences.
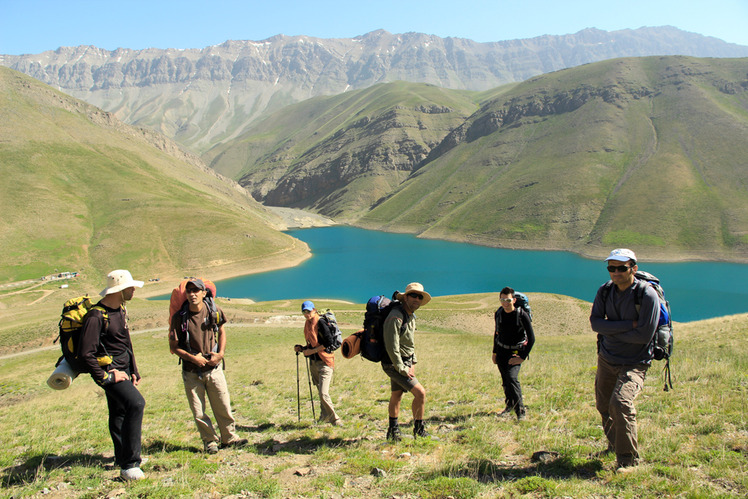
[590,248,660,471]
[492,287,535,420]
[382,282,431,440]
[293,300,342,426]
[168,278,248,454]
[79,269,146,481]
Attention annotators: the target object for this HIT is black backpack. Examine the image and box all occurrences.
[317,309,343,353]
[601,270,674,391]
[359,292,406,363]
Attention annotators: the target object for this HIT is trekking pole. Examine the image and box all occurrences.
[304,355,316,420]
[296,352,301,422]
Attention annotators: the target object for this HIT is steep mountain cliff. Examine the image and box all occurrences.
[3,27,747,153]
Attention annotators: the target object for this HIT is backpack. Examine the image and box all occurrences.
[168,278,221,356]
[494,291,532,329]
[602,270,674,391]
[317,309,343,353]
[359,292,406,363]
[55,295,110,373]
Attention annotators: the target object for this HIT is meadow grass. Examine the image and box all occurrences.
[0,294,746,498]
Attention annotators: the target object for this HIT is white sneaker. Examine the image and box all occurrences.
[120,467,145,481]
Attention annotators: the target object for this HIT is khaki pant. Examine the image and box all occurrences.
[595,355,648,466]
[182,366,240,445]
[309,359,340,424]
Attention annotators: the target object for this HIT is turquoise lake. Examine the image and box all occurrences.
[212,226,746,322]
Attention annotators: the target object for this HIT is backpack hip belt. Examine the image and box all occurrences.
[496,339,527,350]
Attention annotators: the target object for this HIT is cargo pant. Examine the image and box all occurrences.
[595,355,648,466]
[309,359,341,425]
[182,365,240,445]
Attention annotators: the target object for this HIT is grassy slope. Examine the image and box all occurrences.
[361,57,748,260]
[0,294,746,497]
[0,67,307,286]
[204,82,482,220]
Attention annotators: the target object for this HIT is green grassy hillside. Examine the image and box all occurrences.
[0,67,308,286]
[1,294,746,497]
[204,82,482,220]
[360,57,748,260]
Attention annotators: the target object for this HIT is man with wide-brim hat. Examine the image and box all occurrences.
[382,282,432,441]
[80,269,146,481]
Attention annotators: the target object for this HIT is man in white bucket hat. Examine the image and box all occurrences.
[381,282,432,441]
[80,269,146,481]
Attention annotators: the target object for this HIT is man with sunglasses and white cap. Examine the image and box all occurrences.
[590,249,660,472]
[382,282,432,441]
[80,269,146,481]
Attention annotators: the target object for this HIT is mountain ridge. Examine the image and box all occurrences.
[3,27,747,153]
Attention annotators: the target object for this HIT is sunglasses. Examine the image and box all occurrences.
[607,265,632,273]
[499,298,513,303]
[407,293,424,300]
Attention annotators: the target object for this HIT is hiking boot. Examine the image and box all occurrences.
[120,467,145,481]
[204,441,219,454]
[498,407,514,418]
[413,425,431,439]
[220,438,249,449]
[386,425,402,442]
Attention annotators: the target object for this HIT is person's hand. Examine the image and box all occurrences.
[131,373,141,386]
[192,353,209,367]
[110,369,130,383]
[508,355,524,366]
[206,352,223,367]
[408,365,416,379]
[294,344,303,353]
[492,353,497,365]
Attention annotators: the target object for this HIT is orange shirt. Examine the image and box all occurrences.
[304,314,335,368]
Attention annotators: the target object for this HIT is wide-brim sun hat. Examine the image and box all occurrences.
[396,282,432,305]
[100,269,144,296]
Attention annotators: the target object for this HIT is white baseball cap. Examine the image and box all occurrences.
[605,248,637,263]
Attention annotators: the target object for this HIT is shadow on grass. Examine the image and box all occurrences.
[1,453,111,486]
[430,455,605,483]
[143,439,201,454]
[252,435,364,455]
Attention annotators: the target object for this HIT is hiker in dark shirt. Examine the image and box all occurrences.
[168,278,247,454]
[590,248,659,472]
[492,287,535,420]
[79,269,146,481]
[382,282,432,441]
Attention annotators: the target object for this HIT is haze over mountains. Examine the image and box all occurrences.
[3,27,748,153]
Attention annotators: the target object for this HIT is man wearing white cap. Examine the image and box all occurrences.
[80,269,146,481]
[382,282,432,441]
[590,249,660,472]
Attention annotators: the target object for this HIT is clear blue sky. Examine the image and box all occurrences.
[2,0,747,55]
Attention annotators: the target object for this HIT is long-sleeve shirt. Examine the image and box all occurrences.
[80,303,138,382]
[493,308,535,359]
[383,306,417,376]
[590,278,660,365]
